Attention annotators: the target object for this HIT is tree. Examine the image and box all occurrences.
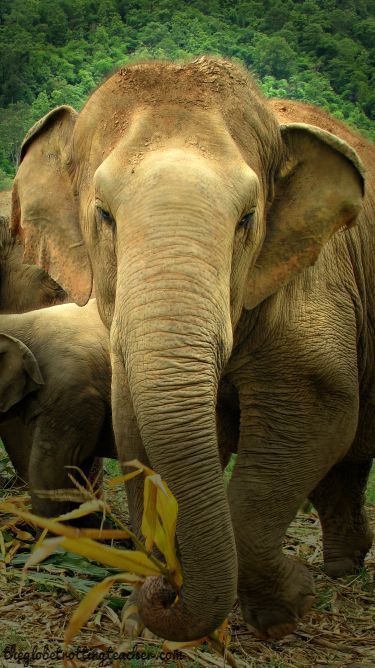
[251,33,298,79]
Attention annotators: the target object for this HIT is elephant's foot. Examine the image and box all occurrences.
[309,459,373,579]
[239,559,315,640]
[324,525,373,578]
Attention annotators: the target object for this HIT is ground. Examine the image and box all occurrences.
[0,450,374,668]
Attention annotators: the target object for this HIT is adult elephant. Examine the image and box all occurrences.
[10,58,373,641]
[0,299,115,517]
[0,215,66,312]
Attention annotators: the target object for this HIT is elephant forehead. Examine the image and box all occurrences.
[94,144,259,216]
[82,105,246,171]
[74,58,282,199]
[117,107,241,157]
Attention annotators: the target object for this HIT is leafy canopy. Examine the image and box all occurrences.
[0,0,374,181]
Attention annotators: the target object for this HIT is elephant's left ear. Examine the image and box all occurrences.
[244,123,365,310]
[0,333,44,413]
[11,106,92,306]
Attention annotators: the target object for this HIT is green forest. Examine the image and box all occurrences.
[0,0,374,187]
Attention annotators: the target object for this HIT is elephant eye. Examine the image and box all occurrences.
[237,210,255,232]
[96,205,116,230]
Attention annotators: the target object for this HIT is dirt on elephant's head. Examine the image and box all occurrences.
[75,56,283,195]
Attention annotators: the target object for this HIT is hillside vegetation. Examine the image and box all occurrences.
[0,0,374,187]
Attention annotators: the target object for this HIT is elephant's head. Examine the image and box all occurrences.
[0,216,67,313]
[12,58,364,640]
[10,106,89,305]
[0,333,44,413]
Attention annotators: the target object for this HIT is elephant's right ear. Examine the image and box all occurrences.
[0,334,44,413]
[11,106,92,305]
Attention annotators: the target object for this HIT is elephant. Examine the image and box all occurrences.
[0,299,117,518]
[9,57,374,642]
[0,209,69,492]
[0,190,11,219]
[0,214,67,313]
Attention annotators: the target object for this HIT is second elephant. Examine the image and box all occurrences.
[0,214,66,313]
[0,299,117,518]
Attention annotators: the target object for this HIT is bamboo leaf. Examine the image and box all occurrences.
[11,527,34,541]
[163,638,206,651]
[65,574,141,644]
[70,528,133,540]
[141,475,158,552]
[59,536,160,577]
[123,459,154,476]
[121,603,139,625]
[24,536,64,569]
[153,478,182,588]
[0,504,86,539]
[107,468,143,488]
[53,499,108,522]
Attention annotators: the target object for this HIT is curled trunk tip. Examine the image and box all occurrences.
[138,575,225,641]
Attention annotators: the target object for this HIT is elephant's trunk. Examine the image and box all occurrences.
[112,174,237,639]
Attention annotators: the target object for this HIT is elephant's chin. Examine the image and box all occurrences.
[137,576,204,641]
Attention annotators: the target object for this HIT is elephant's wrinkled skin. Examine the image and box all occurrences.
[1,212,68,493]
[0,213,67,313]
[0,299,116,517]
[11,58,374,640]
[0,213,107,511]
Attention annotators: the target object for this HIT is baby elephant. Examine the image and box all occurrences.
[0,299,117,518]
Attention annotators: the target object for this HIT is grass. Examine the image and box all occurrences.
[367,463,375,504]
[0,444,374,666]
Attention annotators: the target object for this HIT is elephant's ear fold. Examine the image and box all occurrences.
[10,105,92,306]
[243,123,365,310]
[0,334,44,413]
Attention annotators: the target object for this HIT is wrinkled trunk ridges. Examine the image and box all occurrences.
[113,267,237,640]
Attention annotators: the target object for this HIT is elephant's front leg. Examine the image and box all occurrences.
[0,418,31,484]
[228,378,358,639]
[28,397,106,519]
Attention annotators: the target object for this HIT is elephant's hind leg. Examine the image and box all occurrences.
[309,459,373,577]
